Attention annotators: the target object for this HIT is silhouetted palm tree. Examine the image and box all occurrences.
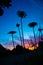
[0,0,11,16]
[16,24,22,45]
[28,22,37,44]
[17,10,27,46]
[8,31,16,47]
[38,28,43,41]
[38,28,43,36]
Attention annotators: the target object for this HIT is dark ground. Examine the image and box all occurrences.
[0,41,43,65]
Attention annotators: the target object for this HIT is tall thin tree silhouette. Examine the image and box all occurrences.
[28,22,37,44]
[0,0,11,16]
[17,10,27,47]
[8,31,16,47]
[38,28,43,41]
[16,24,22,46]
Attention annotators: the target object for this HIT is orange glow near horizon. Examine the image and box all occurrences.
[5,43,39,51]
[25,43,39,51]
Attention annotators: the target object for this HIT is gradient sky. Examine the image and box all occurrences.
[0,0,43,46]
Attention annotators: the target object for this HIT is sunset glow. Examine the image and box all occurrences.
[6,43,39,51]
[28,46,34,51]
[25,43,39,51]
[6,46,15,51]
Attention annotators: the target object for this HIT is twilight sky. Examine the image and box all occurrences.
[0,0,43,46]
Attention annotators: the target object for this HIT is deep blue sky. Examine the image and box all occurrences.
[0,0,43,45]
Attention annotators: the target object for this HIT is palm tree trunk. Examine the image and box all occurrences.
[30,39,33,45]
[39,31,42,42]
[33,27,36,44]
[21,18,24,47]
[39,32,40,41]
[40,31,42,41]
[12,34,14,47]
[40,31,42,37]
[18,27,22,46]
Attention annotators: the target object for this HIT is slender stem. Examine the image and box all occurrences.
[21,18,24,47]
[33,27,36,44]
[18,27,22,46]
[40,31,42,41]
[40,31,42,37]
[39,31,40,41]
[31,39,33,45]
[12,34,14,47]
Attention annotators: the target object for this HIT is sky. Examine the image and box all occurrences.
[0,0,43,46]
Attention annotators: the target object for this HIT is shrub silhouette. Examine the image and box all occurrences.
[38,27,43,41]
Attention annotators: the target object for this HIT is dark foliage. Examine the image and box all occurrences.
[0,44,11,56]
[8,31,16,34]
[0,0,11,16]
[17,10,27,18]
[0,0,11,8]
[16,24,20,27]
[28,22,37,27]
[0,8,4,16]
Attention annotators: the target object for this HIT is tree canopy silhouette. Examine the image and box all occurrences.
[38,28,43,35]
[28,22,37,27]
[17,10,27,18]
[0,8,4,16]
[0,0,11,7]
[16,24,20,27]
[0,0,11,16]
[38,28,43,41]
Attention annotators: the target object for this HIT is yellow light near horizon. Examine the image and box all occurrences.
[28,46,34,51]
[25,43,39,51]
[5,43,39,51]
